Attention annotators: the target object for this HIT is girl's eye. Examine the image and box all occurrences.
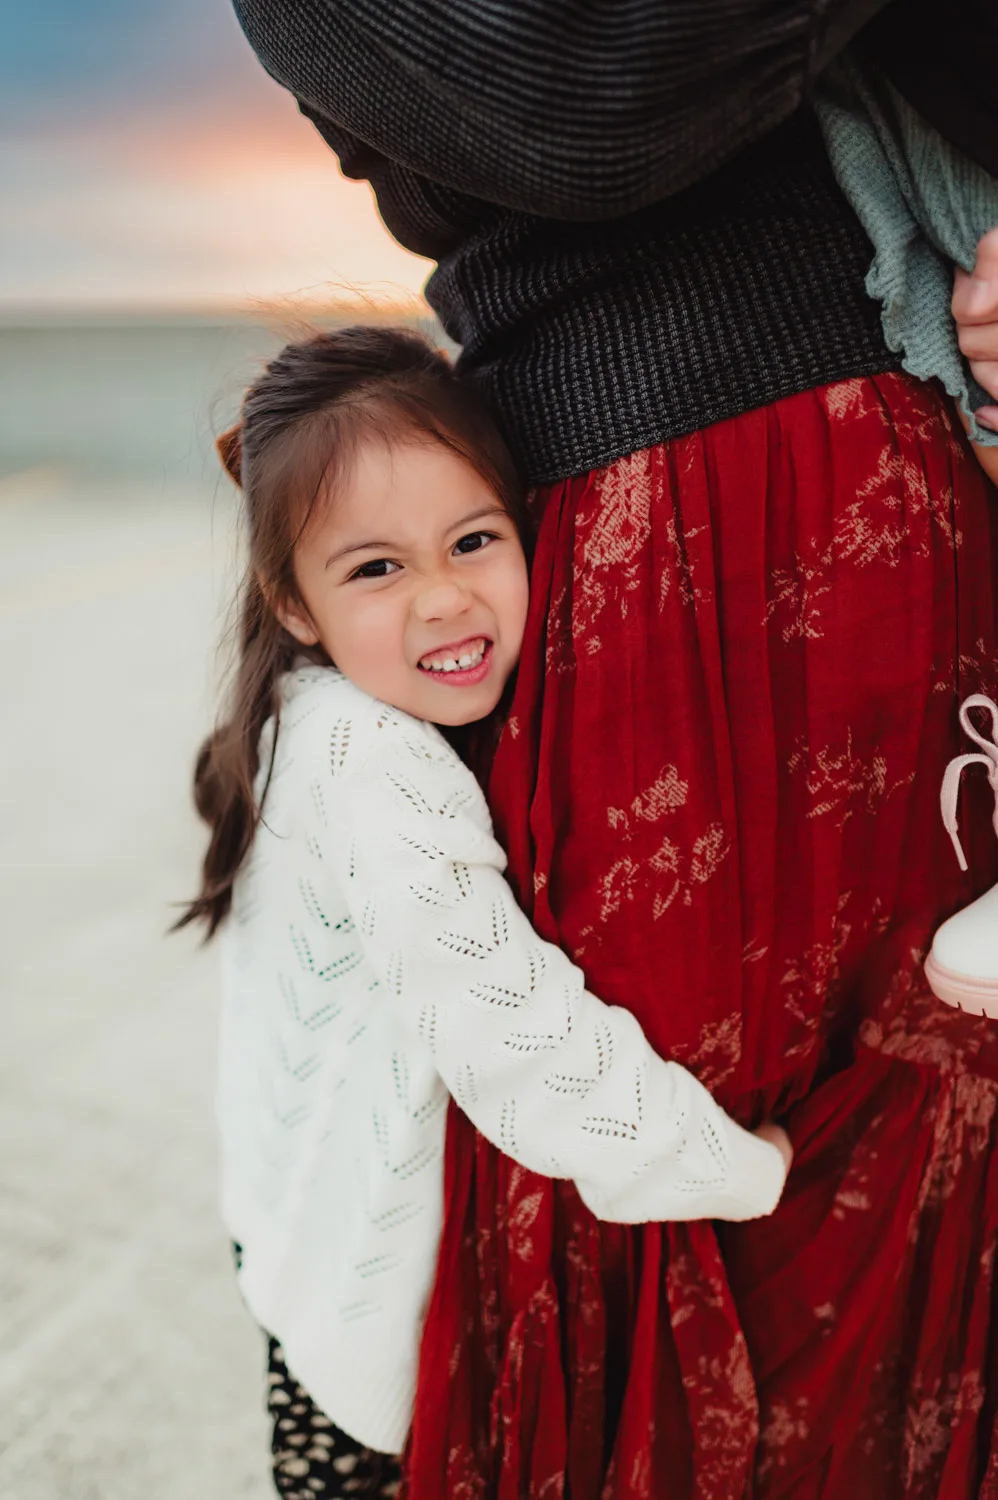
[453,531,498,556]
[349,558,400,580]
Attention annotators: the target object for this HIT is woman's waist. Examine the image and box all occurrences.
[427,111,902,486]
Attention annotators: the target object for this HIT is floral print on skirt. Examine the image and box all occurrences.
[403,374,998,1499]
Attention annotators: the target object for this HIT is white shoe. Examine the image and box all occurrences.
[925,695,998,1018]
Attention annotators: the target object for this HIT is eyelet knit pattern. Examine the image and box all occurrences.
[219,665,786,1454]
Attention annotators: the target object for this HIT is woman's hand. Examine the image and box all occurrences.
[753,1119,793,1175]
[953,228,998,484]
[953,227,998,428]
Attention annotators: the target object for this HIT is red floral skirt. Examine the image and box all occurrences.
[404,374,998,1499]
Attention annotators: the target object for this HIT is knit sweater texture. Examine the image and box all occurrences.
[219,666,787,1453]
[232,0,903,485]
[817,53,998,445]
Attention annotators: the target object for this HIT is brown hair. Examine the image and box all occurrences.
[177,324,528,937]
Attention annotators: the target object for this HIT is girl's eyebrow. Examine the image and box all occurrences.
[324,505,509,569]
[325,538,393,568]
[447,505,509,532]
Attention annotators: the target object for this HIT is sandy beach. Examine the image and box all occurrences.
[0,457,272,1498]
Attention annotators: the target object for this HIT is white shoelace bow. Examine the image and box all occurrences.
[941,694,998,872]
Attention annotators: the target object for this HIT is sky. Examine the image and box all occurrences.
[1,0,432,312]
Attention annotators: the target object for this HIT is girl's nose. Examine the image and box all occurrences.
[413,580,473,623]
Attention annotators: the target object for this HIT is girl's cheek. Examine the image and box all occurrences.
[358,594,407,665]
[506,556,530,632]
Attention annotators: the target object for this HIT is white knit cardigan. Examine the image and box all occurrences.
[218,665,786,1454]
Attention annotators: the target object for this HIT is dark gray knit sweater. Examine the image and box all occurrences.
[234,0,911,485]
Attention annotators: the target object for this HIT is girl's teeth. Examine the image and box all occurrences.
[422,642,486,673]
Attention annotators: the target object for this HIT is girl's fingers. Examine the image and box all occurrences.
[977,406,998,432]
[952,227,998,325]
[969,360,998,402]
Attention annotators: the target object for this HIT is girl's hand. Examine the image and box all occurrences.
[753,1119,793,1175]
[953,227,998,486]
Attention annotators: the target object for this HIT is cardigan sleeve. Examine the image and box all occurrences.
[320,696,787,1225]
[232,0,891,221]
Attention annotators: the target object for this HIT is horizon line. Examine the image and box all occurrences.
[0,296,436,330]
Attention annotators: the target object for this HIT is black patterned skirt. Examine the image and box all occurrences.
[265,1338,402,1499]
[232,1246,402,1497]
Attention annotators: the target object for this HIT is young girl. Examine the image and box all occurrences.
[180,326,792,1499]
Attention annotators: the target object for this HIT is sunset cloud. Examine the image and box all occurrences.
[3,0,432,313]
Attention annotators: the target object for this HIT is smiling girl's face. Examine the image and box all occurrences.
[275,435,530,726]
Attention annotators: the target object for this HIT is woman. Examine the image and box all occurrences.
[230,1,998,1493]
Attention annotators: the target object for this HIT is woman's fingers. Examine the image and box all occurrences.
[959,322,998,361]
[952,226,998,324]
[956,406,998,483]
[958,318,998,360]
[953,228,998,404]
[970,362,998,404]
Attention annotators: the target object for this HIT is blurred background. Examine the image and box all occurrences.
[0,3,432,1495]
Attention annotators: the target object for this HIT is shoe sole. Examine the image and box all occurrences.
[925,951,998,1019]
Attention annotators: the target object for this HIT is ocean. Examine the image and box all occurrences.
[0,308,441,481]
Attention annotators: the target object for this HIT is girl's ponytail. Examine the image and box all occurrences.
[177,572,298,936]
